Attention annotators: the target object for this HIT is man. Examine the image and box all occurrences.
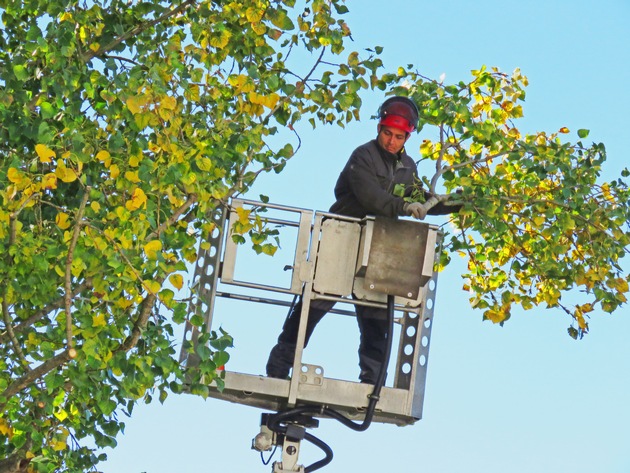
[266,96,460,383]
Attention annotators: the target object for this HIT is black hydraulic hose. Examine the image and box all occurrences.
[303,432,333,473]
[267,293,396,438]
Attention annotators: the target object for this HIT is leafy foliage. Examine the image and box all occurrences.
[0,0,385,470]
[395,66,630,339]
[1,0,628,471]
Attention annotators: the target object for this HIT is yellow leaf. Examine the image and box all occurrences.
[127,95,146,114]
[559,127,570,134]
[109,164,120,179]
[119,233,132,249]
[52,440,67,451]
[228,74,252,92]
[196,156,213,172]
[235,207,251,225]
[182,173,196,186]
[0,418,12,436]
[125,170,141,183]
[43,173,58,190]
[144,279,162,294]
[55,162,78,183]
[169,273,184,290]
[144,239,162,259]
[7,167,23,184]
[56,212,71,230]
[90,201,100,212]
[125,188,147,211]
[117,297,133,309]
[115,206,130,222]
[601,183,615,203]
[129,153,141,167]
[246,6,264,22]
[532,215,545,226]
[613,277,629,293]
[89,42,100,52]
[252,21,267,35]
[92,313,106,327]
[161,95,177,110]
[484,308,509,324]
[35,144,56,163]
[53,408,68,421]
[263,93,280,108]
[96,150,111,167]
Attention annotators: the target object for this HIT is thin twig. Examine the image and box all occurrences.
[9,193,41,243]
[146,193,198,241]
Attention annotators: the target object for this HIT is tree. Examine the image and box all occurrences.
[1,2,628,473]
[393,66,630,340]
[0,0,387,471]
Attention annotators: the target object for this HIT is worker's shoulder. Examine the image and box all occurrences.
[350,139,379,159]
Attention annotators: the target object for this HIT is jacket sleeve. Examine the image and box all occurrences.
[344,149,407,218]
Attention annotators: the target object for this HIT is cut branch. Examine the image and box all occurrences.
[420,192,461,215]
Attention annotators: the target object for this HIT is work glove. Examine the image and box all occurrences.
[404,202,427,220]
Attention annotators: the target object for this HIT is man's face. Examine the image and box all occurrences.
[377,125,409,154]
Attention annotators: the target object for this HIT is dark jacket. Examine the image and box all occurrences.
[329,139,458,218]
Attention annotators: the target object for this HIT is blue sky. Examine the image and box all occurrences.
[102,1,630,472]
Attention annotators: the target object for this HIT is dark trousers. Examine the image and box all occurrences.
[265,296,389,383]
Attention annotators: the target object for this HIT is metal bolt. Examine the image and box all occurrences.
[286,446,297,455]
[369,284,375,289]
[408,292,413,297]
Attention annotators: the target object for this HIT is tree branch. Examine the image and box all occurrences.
[1,295,30,370]
[0,280,92,345]
[117,291,158,353]
[0,350,72,405]
[2,194,42,369]
[64,190,90,353]
[83,0,196,61]
[429,124,446,193]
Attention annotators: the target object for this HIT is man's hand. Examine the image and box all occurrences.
[404,202,427,220]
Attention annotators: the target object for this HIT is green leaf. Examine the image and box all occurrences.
[13,64,28,81]
[40,101,56,119]
[577,129,589,138]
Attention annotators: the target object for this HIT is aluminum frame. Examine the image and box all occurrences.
[180,198,442,426]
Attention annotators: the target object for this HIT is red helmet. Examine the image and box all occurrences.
[377,96,419,134]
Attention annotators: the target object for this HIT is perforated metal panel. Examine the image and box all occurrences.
[180,199,443,425]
